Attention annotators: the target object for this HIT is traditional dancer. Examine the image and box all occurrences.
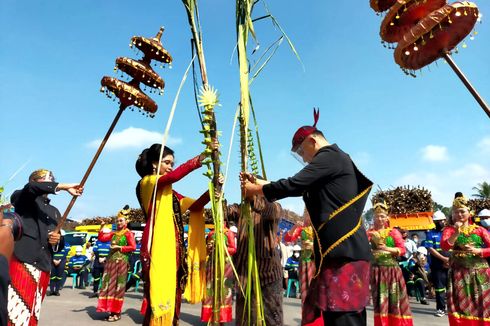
[96,207,136,322]
[234,195,284,326]
[367,201,413,326]
[241,110,373,326]
[441,193,490,326]
[136,143,215,325]
[7,169,82,326]
[284,219,316,306]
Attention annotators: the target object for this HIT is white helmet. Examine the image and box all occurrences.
[432,211,446,221]
[75,246,83,254]
[292,245,302,251]
[478,209,490,217]
[417,247,428,256]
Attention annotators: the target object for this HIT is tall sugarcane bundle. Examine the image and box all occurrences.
[372,186,433,214]
[468,198,490,214]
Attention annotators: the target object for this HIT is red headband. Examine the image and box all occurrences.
[291,108,320,151]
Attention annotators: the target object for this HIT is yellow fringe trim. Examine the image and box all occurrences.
[374,312,413,319]
[449,312,490,322]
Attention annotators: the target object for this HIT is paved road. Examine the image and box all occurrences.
[41,283,449,325]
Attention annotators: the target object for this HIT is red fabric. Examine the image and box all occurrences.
[448,314,490,325]
[96,259,129,314]
[302,260,370,325]
[284,226,303,243]
[441,225,490,257]
[291,126,317,151]
[156,155,202,188]
[374,314,414,326]
[8,257,50,326]
[225,229,237,255]
[97,228,136,253]
[187,190,211,211]
[390,228,406,257]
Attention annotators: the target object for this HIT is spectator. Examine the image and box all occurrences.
[425,210,450,317]
[407,247,430,305]
[89,230,111,298]
[67,246,90,289]
[47,236,70,296]
[400,229,417,261]
[285,245,301,298]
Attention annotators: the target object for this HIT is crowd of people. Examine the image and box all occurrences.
[2,113,490,326]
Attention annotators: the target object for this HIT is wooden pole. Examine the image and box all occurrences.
[54,105,126,232]
[443,52,490,119]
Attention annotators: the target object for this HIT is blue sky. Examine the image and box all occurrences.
[1,0,490,220]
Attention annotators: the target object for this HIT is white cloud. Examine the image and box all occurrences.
[421,145,449,162]
[477,136,490,155]
[86,127,182,151]
[394,163,490,207]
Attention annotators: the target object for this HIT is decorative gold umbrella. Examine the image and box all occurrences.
[55,28,171,232]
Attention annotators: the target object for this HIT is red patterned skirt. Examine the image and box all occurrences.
[300,260,316,305]
[96,259,129,314]
[447,259,490,326]
[302,260,371,325]
[201,258,233,323]
[7,257,50,326]
[371,265,413,326]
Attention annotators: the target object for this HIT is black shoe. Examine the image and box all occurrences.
[420,298,429,305]
[54,292,60,296]
[89,293,99,298]
[46,291,54,296]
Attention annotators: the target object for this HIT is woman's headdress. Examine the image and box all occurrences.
[452,193,470,211]
[117,204,131,220]
[373,200,389,214]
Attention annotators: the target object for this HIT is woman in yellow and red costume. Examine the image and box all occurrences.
[367,201,413,326]
[96,206,136,322]
[441,193,490,326]
[136,143,214,326]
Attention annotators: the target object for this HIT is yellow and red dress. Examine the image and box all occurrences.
[96,228,136,314]
[368,227,413,326]
[441,224,490,326]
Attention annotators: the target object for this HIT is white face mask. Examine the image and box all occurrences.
[293,252,300,258]
[481,219,490,228]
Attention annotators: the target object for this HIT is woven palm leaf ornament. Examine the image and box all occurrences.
[370,0,490,118]
[55,28,171,232]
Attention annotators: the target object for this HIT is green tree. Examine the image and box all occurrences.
[472,181,490,199]
[433,201,450,217]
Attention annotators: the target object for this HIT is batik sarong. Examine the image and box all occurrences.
[7,257,50,326]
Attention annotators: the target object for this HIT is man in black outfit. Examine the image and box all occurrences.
[241,111,373,326]
[8,169,82,326]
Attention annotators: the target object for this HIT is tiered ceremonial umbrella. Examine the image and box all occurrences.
[371,1,489,118]
[55,28,171,232]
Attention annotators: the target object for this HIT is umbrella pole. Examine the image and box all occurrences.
[54,105,126,232]
[443,52,490,119]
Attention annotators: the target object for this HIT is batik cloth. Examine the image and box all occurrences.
[7,257,50,326]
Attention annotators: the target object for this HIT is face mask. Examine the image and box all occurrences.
[481,219,490,228]
[293,252,300,258]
